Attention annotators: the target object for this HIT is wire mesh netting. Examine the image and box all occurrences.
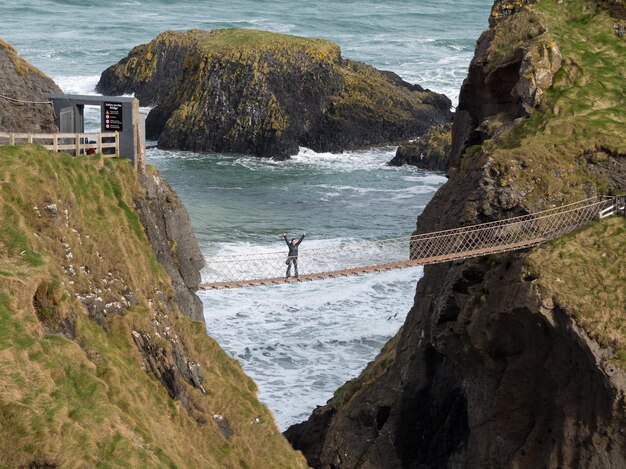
[202,197,623,287]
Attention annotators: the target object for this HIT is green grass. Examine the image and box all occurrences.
[0,293,23,350]
[0,205,44,267]
[526,217,626,369]
[0,145,306,468]
[472,0,626,207]
[194,28,337,54]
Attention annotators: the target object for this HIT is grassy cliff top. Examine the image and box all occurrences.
[526,216,626,370]
[141,28,341,61]
[468,0,626,206]
[465,0,626,365]
[0,145,306,468]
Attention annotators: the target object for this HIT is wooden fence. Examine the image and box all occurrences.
[0,132,120,157]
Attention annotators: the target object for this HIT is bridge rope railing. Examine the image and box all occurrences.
[201,196,624,288]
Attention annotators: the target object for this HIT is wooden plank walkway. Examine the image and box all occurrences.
[199,238,546,290]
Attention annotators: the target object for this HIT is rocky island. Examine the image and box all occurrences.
[97,29,452,159]
[286,0,626,467]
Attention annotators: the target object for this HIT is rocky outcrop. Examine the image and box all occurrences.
[135,170,205,322]
[450,4,555,165]
[286,0,626,467]
[0,39,61,132]
[489,0,538,26]
[388,123,452,171]
[599,0,626,19]
[97,29,452,159]
[515,39,561,112]
[0,39,60,132]
[288,249,626,468]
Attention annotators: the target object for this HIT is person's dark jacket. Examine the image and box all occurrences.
[284,234,305,257]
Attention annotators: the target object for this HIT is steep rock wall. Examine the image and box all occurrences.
[135,170,205,322]
[97,29,452,159]
[286,0,626,467]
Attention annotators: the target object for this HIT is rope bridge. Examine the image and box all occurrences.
[200,196,625,290]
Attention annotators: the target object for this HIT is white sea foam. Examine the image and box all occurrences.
[403,174,448,184]
[202,266,423,429]
[53,74,100,95]
[311,183,437,195]
[249,18,296,33]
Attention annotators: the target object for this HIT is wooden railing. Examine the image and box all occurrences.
[0,132,120,157]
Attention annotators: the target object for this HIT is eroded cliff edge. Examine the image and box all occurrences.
[286,1,626,467]
[97,29,451,159]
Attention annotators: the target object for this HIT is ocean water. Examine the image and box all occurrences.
[0,0,493,429]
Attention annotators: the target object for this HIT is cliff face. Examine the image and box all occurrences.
[0,39,60,133]
[0,146,306,468]
[135,171,205,322]
[97,29,452,159]
[286,0,626,467]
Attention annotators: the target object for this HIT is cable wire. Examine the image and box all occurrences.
[0,92,52,105]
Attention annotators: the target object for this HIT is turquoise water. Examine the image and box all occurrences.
[1,0,491,103]
[1,0,493,428]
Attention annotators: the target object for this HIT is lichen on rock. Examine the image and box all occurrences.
[97,29,452,159]
[489,0,538,26]
[516,37,562,111]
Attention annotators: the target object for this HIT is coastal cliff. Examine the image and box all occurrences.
[135,171,205,322]
[97,29,452,159]
[0,43,304,467]
[0,39,60,132]
[286,0,626,467]
[0,145,307,467]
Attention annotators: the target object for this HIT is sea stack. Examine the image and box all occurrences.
[97,29,452,159]
[388,123,452,171]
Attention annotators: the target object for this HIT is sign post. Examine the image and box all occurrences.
[104,102,123,132]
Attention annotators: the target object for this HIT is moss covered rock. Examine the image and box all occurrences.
[516,38,562,111]
[97,29,452,159]
[388,123,452,171]
[0,38,60,132]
